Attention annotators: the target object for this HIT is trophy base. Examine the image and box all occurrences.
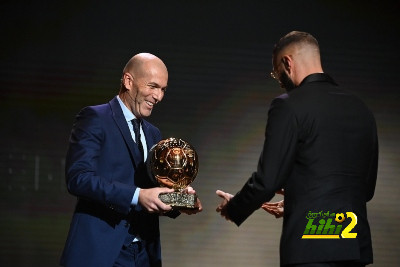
[159,192,198,209]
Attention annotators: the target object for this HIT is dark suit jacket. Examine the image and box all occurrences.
[60,96,178,267]
[227,74,378,265]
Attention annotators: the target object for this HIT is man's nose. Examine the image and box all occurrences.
[153,89,164,103]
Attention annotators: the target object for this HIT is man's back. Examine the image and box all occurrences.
[279,74,378,265]
[216,31,378,267]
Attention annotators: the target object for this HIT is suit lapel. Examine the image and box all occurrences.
[109,97,142,168]
[142,120,157,151]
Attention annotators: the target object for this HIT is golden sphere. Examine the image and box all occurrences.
[148,137,199,190]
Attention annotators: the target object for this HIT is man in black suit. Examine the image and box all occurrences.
[216,31,378,267]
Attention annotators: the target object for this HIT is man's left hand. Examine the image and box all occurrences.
[261,200,284,218]
[180,186,203,215]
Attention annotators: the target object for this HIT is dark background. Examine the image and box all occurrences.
[0,1,399,266]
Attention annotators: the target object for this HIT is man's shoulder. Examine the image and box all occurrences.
[71,100,119,128]
[76,103,110,117]
[79,97,118,114]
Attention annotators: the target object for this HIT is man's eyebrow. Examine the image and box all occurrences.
[148,82,167,89]
[147,82,159,87]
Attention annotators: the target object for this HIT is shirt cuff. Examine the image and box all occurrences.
[131,187,141,206]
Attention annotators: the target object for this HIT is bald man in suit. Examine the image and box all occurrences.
[61,53,202,267]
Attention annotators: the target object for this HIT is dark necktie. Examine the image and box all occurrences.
[132,119,144,161]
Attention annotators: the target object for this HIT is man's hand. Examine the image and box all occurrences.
[180,186,203,215]
[138,187,174,213]
[261,200,284,218]
[216,190,234,221]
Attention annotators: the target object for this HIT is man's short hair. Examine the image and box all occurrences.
[273,31,319,58]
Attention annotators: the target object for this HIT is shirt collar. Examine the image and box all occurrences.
[116,95,137,122]
[299,73,338,87]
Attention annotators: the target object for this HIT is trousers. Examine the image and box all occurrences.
[113,242,150,267]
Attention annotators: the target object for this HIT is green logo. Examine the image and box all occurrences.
[302,211,357,239]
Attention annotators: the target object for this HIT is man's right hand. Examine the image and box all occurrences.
[138,187,175,213]
[215,190,234,222]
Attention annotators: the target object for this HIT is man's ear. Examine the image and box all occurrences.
[282,55,291,72]
[123,73,134,90]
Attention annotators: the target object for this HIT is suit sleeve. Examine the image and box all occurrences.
[65,107,135,214]
[227,97,298,226]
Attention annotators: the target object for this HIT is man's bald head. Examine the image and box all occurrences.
[120,53,168,92]
[118,52,168,117]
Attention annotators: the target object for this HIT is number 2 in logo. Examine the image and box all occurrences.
[341,212,358,239]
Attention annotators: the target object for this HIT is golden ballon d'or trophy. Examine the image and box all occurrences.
[147,137,199,209]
